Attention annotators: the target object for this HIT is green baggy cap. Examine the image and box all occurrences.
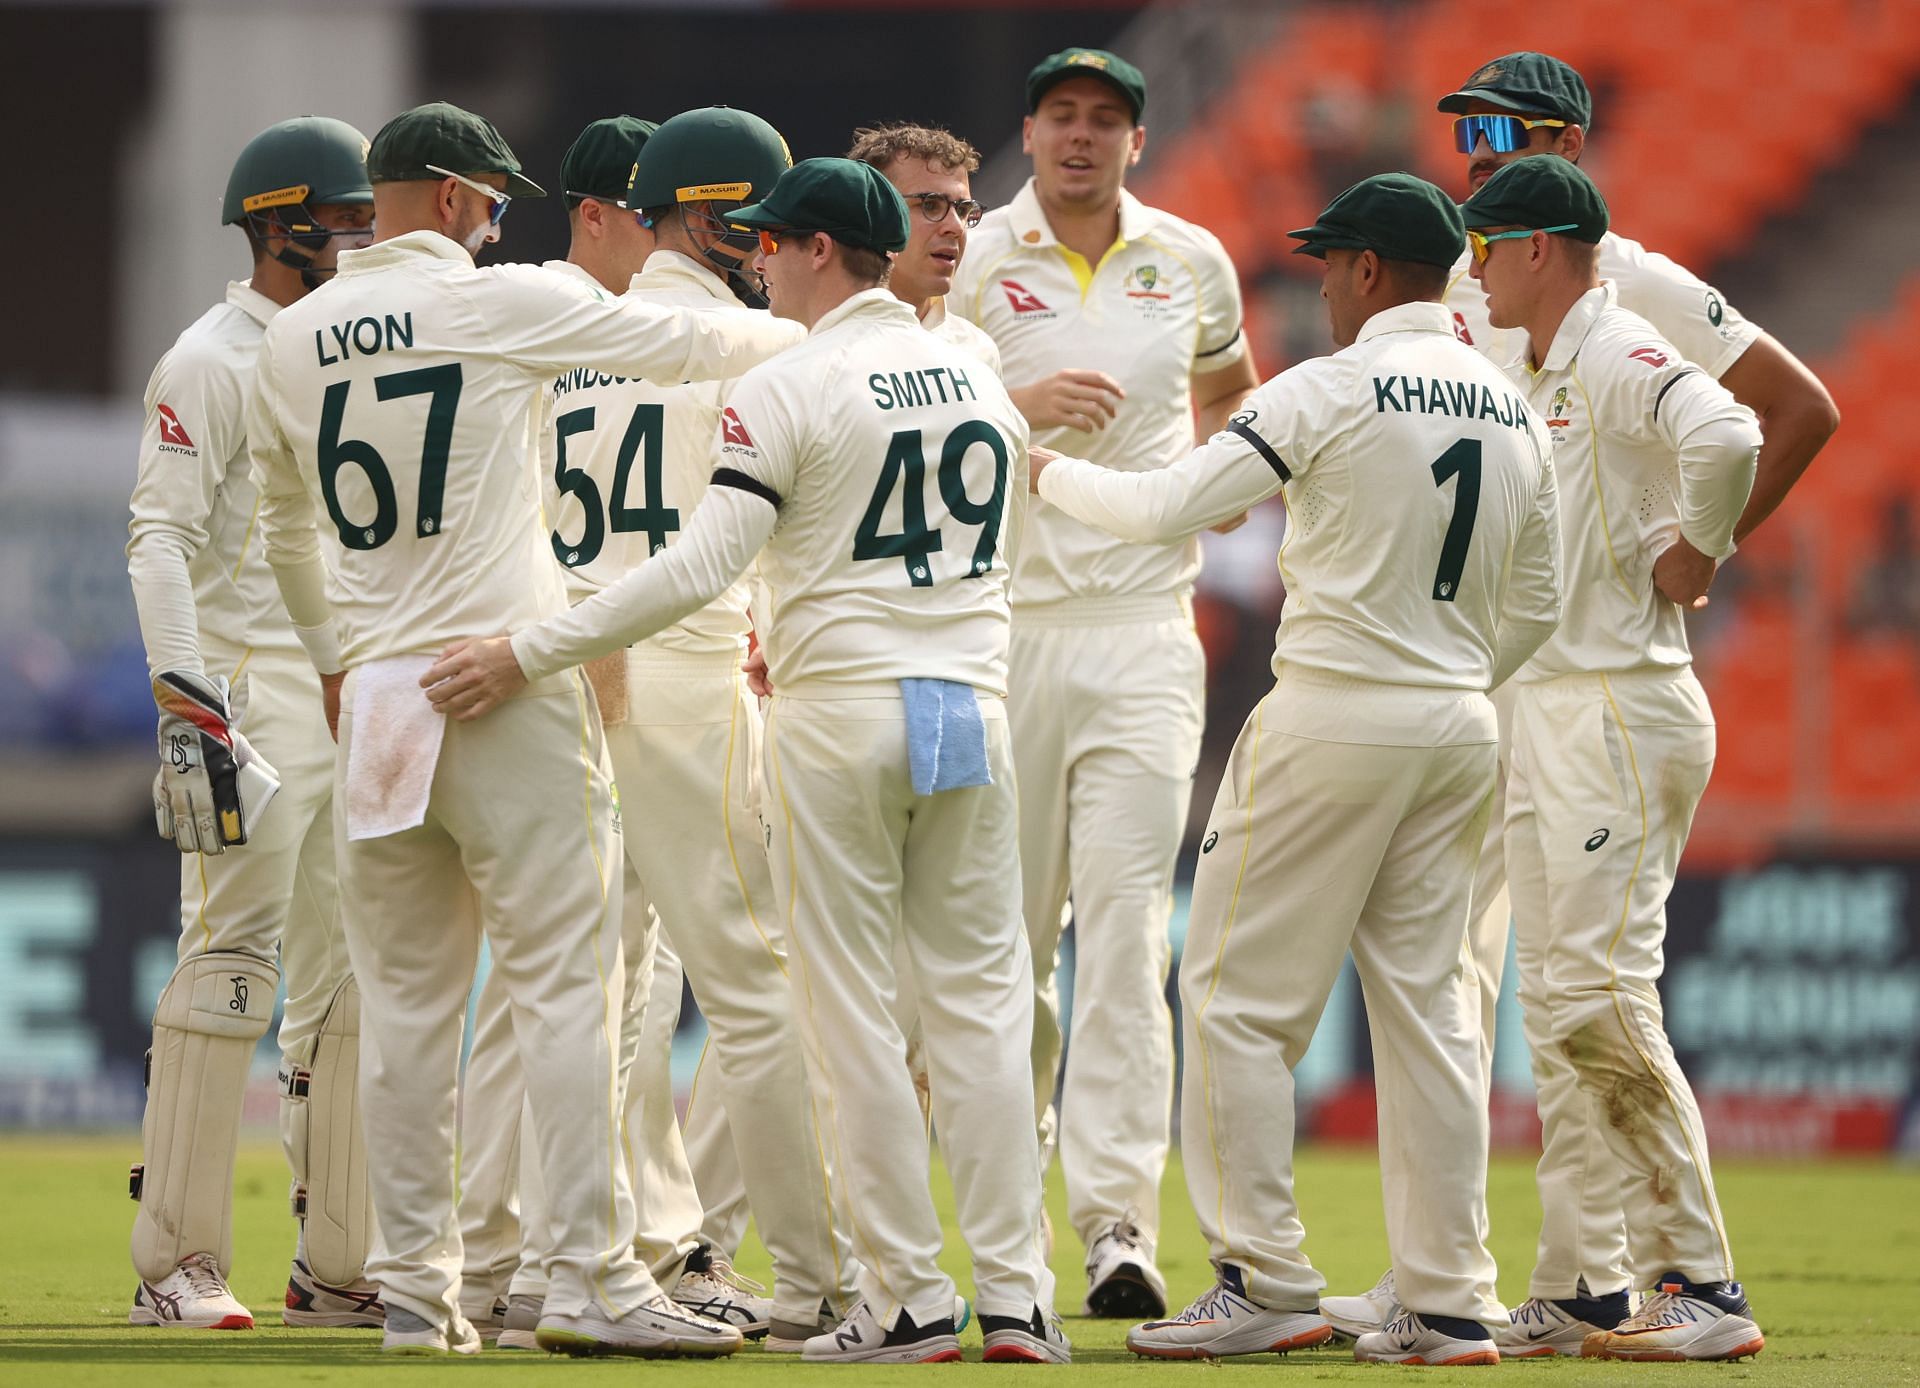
[1027,47,1146,122]
[561,115,659,204]
[1288,172,1466,266]
[1437,51,1592,129]
[368,101,546,198]
[1460,156,1609,243]
[729,157,910,254]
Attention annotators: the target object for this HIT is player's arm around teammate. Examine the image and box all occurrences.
[1464,157,1766,1364]
[123,115,382,1332]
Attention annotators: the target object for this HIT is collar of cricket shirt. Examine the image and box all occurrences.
[810,285,918,336]
[1536,281,1617,374]
[1354,300,1458,342]
[227,279,281,327]
[629,248,735,303]
[338,228,475,273]
[1007,176,1151,252]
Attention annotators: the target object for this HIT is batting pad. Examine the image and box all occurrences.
[286,976,373,1286]
[130,950,278,1281]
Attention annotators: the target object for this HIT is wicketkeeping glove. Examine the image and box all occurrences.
[151,670,282,854]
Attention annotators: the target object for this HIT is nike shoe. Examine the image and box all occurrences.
[1320,1266,1398,1340]
[1495,1292,1627,1358]
[1084,1211,1168,1319]
[671,1247,772,1337]
[1126,1265,1333,1360]
[129,1252,253,1330]
[498,1292,543,1351]
[537,1295,744,1358]
[800,1300,962,1363]
[381,1305,481,1356]
[1354,1310,1499,1366]
[980,1305,1073,1363]
[283,1254,384,1328]
[1581,1275,1764,1361]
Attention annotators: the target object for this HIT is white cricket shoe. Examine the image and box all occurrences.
[1354,1310,1499,1366]
[766,1303,837,1354]
[1126,1266,1333,1360]
[671,1250,772,1337]
[1084,1211,1168,1318]
[801,1299,962,1363]
[1581,1278,1764,1361]
[498,1292,543,1350]
[1320,1265,1398,1339]
[980,1305,1073,1363]
[466,1294,508,1342]
[282,1254,384,1328]
[129,1252,253,1330]
[537,1295,744,1358]
[381,1305,481,1356]
[1495,1295,1618,1358]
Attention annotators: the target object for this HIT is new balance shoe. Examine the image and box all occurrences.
[537,1295,744,1358]
[381,1305,481,1356]
[768,1296,968,1354]
[672,1246,772,1337]
[1354,1311,1499,1366]
[283,1254,384,1328]
[1495,1292,1627,1358]
[1084,1211,1168,1319]
[1126,1265,1333,1360]
[498,1292,543,1351]
[1581,1275,1764,1361]
[980,1306,1073,1363]
[1320,1266,1398,1340]
[801,1300,961,1363]
[129,1252,253,1330]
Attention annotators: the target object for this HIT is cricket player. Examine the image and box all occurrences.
[1461,158,1765,1362]
[1324,50,1838,1342]
[949,48,1257,1316]
[125,115,381,1331]
[423,157,1070,1365]
[248,100,798,1357]
[1028,172,1563,1368]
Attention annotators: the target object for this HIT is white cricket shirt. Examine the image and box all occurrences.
[951,179,1246,606]
[251,229,800,671]
[127,281,301,678]
[1508,283,1760,681]
[922,296,1002,375]
[514,289,1031,696]
[1038,301,1564,693]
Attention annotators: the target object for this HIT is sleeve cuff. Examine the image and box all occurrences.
[293,622,345,677]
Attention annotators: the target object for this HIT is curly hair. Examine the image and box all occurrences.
[845,122,982,175]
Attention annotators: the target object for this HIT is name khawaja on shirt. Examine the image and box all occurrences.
[869,366,978,411]
[1372,375,1530,430]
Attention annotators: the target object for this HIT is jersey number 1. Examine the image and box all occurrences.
[317,365,462,551]
[1429,438,1481,602]
[853,422,1008,587]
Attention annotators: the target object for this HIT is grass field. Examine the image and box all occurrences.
[2,1135,1916,1384]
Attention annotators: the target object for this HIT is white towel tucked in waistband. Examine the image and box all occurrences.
[345,655,446,841]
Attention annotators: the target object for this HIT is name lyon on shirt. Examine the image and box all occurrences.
[869,366,979,412]
[1373,374,1530,431]
[314,312,415,367]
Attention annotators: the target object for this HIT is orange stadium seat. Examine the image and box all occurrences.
[1828,637,1920,803]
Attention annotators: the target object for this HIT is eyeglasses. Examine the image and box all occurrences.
[1452,114,1569,155]
[903,192,984,228]
[755,229,785,256]
[1467,224,1579,263]
[426,164,511,226]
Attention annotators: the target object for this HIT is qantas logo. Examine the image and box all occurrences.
[1628,347,1670,368]
[156,404,196,449]
[1451,312,1475,346]
[1000,280,1053,316]
[720,408,755,448]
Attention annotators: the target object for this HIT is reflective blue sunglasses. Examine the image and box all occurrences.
[1452,113,1569,154]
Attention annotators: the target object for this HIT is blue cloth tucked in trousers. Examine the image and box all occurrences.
[900,679,992,795]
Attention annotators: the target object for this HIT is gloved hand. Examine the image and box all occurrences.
[151,670,281,854]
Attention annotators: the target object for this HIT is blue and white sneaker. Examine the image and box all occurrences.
[1354,1310,1499,1366]
[1126,1265,1333,1359]
[1495,1290,1627,1358]
[1582,1275,1764,1361]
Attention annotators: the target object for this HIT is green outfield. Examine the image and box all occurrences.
[2,1135,1915,1384]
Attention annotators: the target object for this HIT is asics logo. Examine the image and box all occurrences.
[1585,828,1610,851]
[1202,830,1219,853]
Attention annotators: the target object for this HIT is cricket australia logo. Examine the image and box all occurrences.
[1548,385,1571,429]
[1125,263,1172,320]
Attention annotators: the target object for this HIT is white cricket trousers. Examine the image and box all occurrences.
[609,657,851,1323]
[1180,666,1505,1324]
[764,690,1050,1327]
[1506,669,1735,1297]
[336,670,654,1332]
[1008,596,1205,1249]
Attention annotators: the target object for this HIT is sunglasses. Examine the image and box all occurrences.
[426,164,511,226]
[755,229,786,256]
[1452,113,1569,154]
[903,192,985,228]
[1467,224,1579,263]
